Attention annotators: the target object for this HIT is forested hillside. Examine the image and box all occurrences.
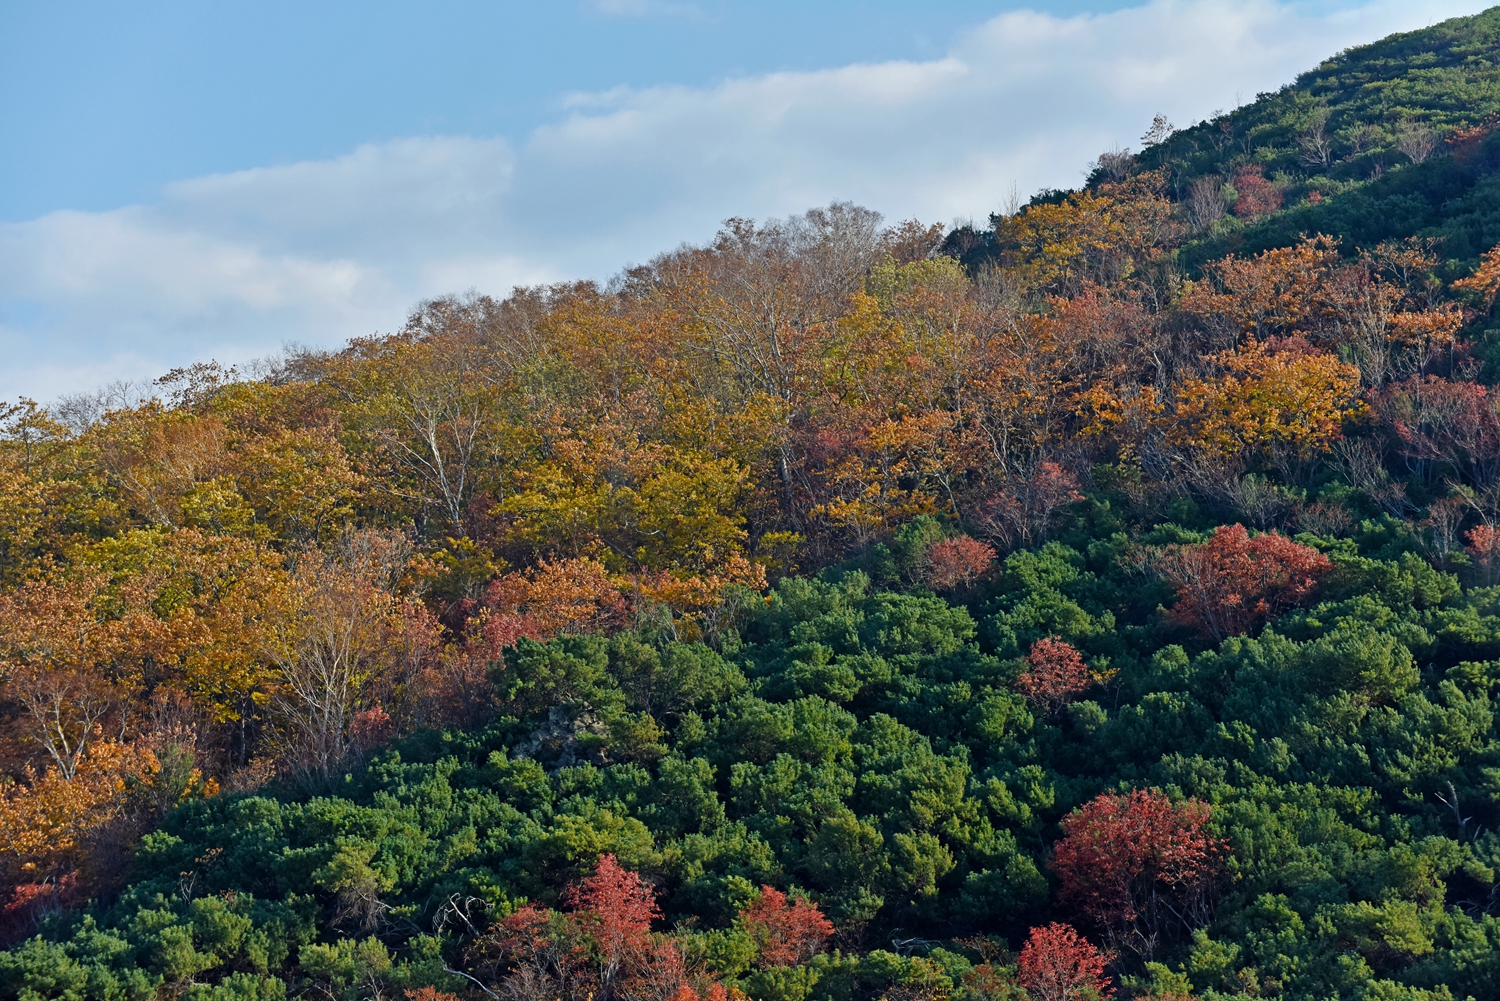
[11,8,1500,1001]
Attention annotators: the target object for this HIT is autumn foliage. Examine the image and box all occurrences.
[1017,923,1114,1001]
[1229,166,1282,220]
[1016,637,1094,714]
[1051,790,1224,960]
[475,854,734,1001]
[1173,339,1362,462]
[1467,524,1500,584]
[10,90,1500,999]
[917,535,997,592]
[737,885,834,968]
[1149,524,1333,641]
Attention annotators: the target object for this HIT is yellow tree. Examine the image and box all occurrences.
[88,404,230,527]
[232,426,365,546]
[65,528,295,742]
[335,328,497,536]
[993,171,1177,296]
[1172,340,1363,467]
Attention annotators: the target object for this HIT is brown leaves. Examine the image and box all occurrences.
[0,566,188,776]
[1375,376,1500,489]
[1179,236,1342,346]
[1229,166,1282,220]
[479,557,634,644]
[916,536,997,593]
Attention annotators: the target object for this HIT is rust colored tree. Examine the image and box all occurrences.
[1016,637,1093,715]
[1050,790,1224,961]
[737,885,834,968]
[918,535,997,592]
[1377,376,1500,490]
[567,853,661,998]
[1463,523,1500,589]
[1230,167,1282,220]
[1149,524,1333,641]
[1017,923,1113,1001]
[475,902,591,1001]
[469,854,729,1001]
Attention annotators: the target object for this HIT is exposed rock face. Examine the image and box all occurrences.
[512,705,609,769]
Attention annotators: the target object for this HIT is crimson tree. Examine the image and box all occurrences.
[1050,790,1224,960]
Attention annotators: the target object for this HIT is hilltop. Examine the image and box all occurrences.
[952,5,1500,271]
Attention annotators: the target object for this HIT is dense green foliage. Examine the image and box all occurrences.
[1156,7,1500,181]
[12,512,1500,1001]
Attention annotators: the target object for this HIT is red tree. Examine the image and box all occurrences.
[478,903,592,1001]
[737,885,835,968]
[568,853,662,995]
[1150,524,1332,641]
[474,854,683,1001]
[1017,923,1113,1001]
[1230,166,1282,220]
[1016,637,1093,714]
[920,535,997,592]
[1050,790,1223,961]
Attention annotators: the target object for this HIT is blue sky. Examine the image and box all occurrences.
[1,0,1152,220]
[0,0,1490,400]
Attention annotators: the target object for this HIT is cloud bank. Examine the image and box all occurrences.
[0,0,1483,401]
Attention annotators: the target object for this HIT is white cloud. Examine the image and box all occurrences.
[0,0,1486,402]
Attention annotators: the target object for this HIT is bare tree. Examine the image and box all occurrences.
[1396,120,1437,164]
[1298,110,1334,168]
[789,201,887,309]
[265,530,411,783]
[51,380,153,435]
[1185,176,1228,233]
[343,302,497,535]
[1092,146,1135,182]
[1141,113,1176,148]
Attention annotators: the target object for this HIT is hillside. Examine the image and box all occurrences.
[951,5,1500,273]
[9,11,1500,1001]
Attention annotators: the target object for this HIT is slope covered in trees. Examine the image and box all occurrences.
[951,5,1500,274]
[10,9,1500,1001]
